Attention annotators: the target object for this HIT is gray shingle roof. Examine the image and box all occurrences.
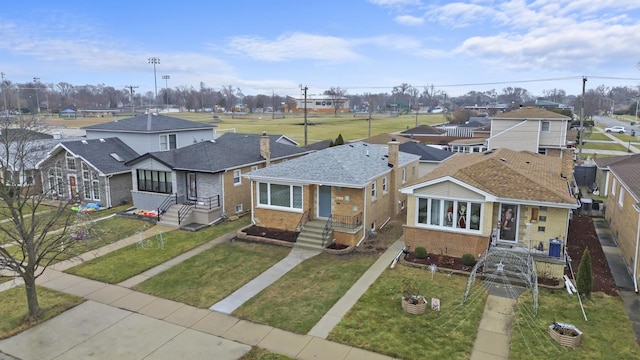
[247,141,420,187]
[609,154,640,201]
[399,142,455,162]
[57,138,140,175]
[82,114,216,133]
[127,133,311,172]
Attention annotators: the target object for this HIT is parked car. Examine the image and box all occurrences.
[605,125,626,134]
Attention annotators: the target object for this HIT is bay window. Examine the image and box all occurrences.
[417,197,482,231]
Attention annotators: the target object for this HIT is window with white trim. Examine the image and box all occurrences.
[159,134,177,150]
[235,204,243,213]
[371,181,377,201]
[81,162,100,200]
[251,165,259,171]
[382,176,388,193]
[258,182,302,209]
[402,168,407,183]
[66,152,76,170]
[233,169,241,185]
[541,121,550,131]
[417,197,482,231]
[618,188,625,208]
[47,162,64,197]
[612,178,617,196]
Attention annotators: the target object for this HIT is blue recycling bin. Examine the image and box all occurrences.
[549,239,562,257]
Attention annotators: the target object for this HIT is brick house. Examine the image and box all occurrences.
[602,154,640,291]
[125,132,311,227]
[400,148,579,279]
[245,140,421,247]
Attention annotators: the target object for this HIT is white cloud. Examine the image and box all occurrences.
[369,0,421,7]
[454,20,640,71]
[226,33,362,62]
[395,15,424,26]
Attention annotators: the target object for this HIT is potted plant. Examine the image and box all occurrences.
[401,278,427,314]
[549,322,582,348]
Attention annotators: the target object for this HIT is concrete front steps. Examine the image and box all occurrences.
[296,219,333,250]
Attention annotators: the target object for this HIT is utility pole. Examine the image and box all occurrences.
[578,76,587,164]
[126,85,139,115]
[301,85,308,146]
[0,72,7,120]
[33,77,40,113]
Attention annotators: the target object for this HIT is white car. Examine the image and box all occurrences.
[605,126,626,134]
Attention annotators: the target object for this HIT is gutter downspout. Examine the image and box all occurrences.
[356,187,368,247]
[250,180,255,225]
[105,175,112,208]
[633,204,640,293]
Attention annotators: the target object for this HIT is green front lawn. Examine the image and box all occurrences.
[233,252,378,334]
[328,265,486,360]
[581,142,629,151]
[133,241,290,307]
[510,291,640,360]
[64,217,250,283]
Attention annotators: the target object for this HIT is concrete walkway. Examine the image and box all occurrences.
[210,246,321,314]
[470,295,516,360]
[308,239,404,338]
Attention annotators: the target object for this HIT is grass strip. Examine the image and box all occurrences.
[0,286,84,339]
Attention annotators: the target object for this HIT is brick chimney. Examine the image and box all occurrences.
[260,131,270,166]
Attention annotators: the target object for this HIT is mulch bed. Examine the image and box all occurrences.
[566,213,618,296]
[241,225,298,243]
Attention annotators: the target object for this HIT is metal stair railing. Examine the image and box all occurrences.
[321,215,333,248]
[156,194,177,221]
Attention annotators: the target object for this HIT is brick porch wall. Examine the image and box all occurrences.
[403,226,490,258]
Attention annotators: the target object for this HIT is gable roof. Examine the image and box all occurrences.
[594,154,633,169]
[0,129,53,140]
[403,148,577,206]
[45,138,140,175]
[400,125,446,136]
[399,142,455,162]
[492,106,570,120]
[126,133,311,172]
[608,154,640,201]
[82,114,216,133]
[246,141,420,188]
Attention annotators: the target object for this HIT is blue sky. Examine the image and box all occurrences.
[1,0,640,98]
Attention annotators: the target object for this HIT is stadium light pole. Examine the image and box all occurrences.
[148,57,160,113]
[33,77,40,113]
[162,75,170,112]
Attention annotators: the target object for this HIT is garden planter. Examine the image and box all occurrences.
[548,322,582,348]
[401,296,427,315]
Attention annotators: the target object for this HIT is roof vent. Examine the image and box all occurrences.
[81,140,88,144]
[110,153,125,162]
[500,158,506,162]
[99,138,105,143]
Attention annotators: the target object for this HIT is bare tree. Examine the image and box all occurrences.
[324,87,348,117]
[0,117,91,319]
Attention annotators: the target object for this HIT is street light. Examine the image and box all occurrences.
[33,77,40,113]
[148,57,160,113]
[162,75,170,112]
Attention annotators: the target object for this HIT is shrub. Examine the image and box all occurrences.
[461,253,476,266]
[576,248,592,297]
[414,246,427,259]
